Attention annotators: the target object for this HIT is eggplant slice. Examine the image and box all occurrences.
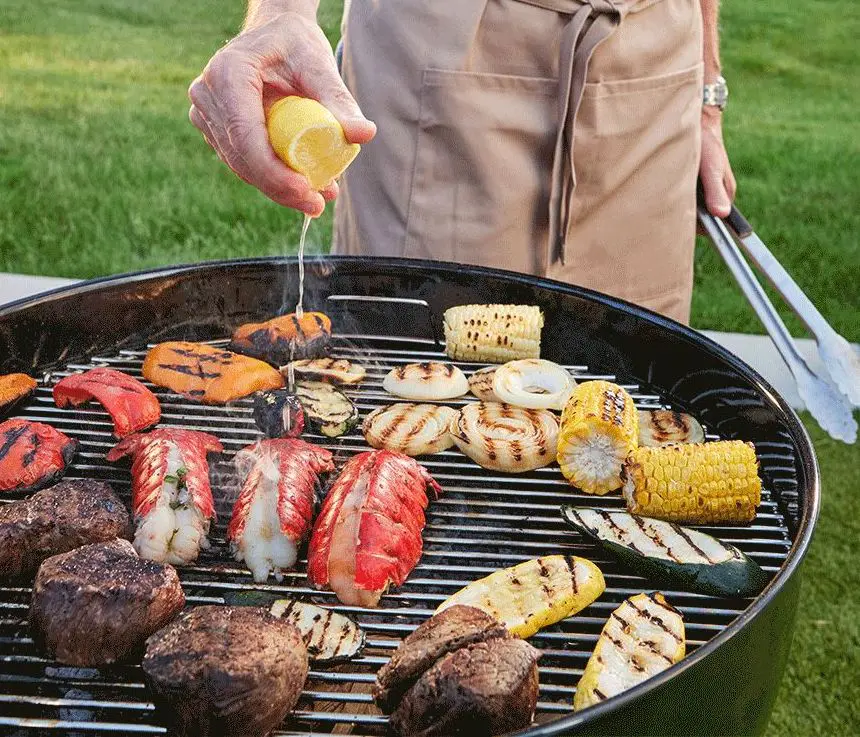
[561,506,768,597]
[295,381,358,437]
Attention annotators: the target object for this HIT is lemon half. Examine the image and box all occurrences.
[266,96,360,190]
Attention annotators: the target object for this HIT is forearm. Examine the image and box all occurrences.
[245,0,319,28]
[700,0,721,85]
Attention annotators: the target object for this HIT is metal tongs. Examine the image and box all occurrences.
[698,199,858,444]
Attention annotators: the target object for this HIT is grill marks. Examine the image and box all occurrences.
[0,419,76,493]
[383,362,469,401]
[363,403,457,456]
[452,401,559,472]
[229,312,332,364]
[637,409,705,447]
[143,342,283,404]
[574,592,685,711]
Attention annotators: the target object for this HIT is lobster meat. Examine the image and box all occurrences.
[106,429,222,565]
[308,450,441,607]
[228,438,334,583]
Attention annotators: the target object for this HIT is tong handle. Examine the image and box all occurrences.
[697,207,806,366]
[726,205,753,239]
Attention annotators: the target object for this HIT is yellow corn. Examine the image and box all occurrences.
[436,555,605,638]
[621,440,761,524]
[443,304,543,363]
[557,380,639,495]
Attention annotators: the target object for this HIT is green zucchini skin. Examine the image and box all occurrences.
[560,506,769,598]
[296,381,359,437]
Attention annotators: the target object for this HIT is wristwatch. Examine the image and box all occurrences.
[703,75,728,110]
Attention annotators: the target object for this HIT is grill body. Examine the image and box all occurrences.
[0,257,818,736]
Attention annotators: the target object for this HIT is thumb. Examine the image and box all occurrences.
[310,63,377,145]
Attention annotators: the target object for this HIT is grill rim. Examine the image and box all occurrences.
[0,255,821,735]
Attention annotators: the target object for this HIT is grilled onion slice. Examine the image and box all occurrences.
[284,358,366,385]
[451,402,559,472]
[638,409,705,447]
[383,362,468,401]
[492,359,576,411]
[363,403,458,456]
[468,367,501,402]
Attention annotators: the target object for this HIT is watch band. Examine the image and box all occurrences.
[703,75,728,110]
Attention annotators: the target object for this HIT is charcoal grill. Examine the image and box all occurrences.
[0,257,818,736]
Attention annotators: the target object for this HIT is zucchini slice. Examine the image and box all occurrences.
[295,380,358,437]
[561,506,768,598]
[436,555,605,638]
[574,592,685,711]
[284,358,366,385]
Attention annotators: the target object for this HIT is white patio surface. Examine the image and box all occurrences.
[0,271,846,412]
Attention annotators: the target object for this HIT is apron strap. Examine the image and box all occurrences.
[545,0,625,268]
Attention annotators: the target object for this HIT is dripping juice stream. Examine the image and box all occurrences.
[286,212,311,396]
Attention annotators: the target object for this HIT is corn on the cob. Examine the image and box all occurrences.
[574,592,685,711]
[621,440,761,524]
[557,381,639,495]
[443,304,543,363]
[436,555,605,638]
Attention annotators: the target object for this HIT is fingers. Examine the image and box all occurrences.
[189,54,324,216]
[701,167,732,218]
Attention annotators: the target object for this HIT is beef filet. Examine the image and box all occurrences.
[374,605,509,712]
[0,479,131,579]
[390,638,541,737]
[374,605,541,736]
[29,538,184,665]
[143,606,308,737]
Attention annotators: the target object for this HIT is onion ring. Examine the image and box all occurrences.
[492,359,576,411]
[363,403,458,456]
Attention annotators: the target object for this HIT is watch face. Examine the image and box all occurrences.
[704,77,728,109]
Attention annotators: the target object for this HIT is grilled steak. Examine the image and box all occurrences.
[375,606,540,736]
[390,637,541,737]
[29,539,184,665]
[0,480,131,579]
[374,605,508,712]
[143,606,308,737]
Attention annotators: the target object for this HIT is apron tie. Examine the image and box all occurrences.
[546,0,625,267]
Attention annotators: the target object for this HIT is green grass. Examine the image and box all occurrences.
[1,1,859,734]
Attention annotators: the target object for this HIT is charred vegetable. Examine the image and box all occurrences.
[561,507,768,597]
[0,419,77,494]
[284,358,366,385]
[638,409,705,447]
[230,311,331,364]
[363,403,458,456]
[295,381,358,437]
[222,590,367,663]
[492,359,576,411]
[443,304,543,363]
[252,390,305,438]
[0,373,37,416]
[574,592,685,711]
[451,401,558,473]
[143,341,283,404]
[383,362,468,401]
[437,555,605,638]
[623,441,761,524]
[468,367,501,402]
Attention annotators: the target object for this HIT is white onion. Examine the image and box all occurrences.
[492,359,576,411]
[363,403,458,456]
[451,402,559,472]
[383,362,468,400]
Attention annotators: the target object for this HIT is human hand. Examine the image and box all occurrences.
[188,11,376,216]
[699,107,737,218]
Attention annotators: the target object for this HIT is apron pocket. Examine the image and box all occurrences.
[562,62,703,303]
[404,68,557,274]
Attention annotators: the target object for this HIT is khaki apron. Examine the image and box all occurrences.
[333,0,703,322]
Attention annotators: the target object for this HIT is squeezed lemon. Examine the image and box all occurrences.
[266,96,360,190]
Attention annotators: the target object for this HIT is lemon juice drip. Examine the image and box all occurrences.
[296,213,311,320]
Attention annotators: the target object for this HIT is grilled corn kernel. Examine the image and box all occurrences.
[443,304,543,363]
[557,380,639,495]
[622,440,761,524]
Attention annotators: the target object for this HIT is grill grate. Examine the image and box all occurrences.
[0,333,795,735]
